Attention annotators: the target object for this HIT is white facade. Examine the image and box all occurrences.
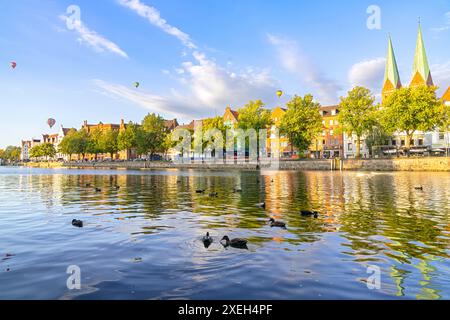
[343,133,370,158]
[21,139,41,161]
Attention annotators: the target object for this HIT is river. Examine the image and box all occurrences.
[1,166,449,299]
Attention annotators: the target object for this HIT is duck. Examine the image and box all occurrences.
[209,192,218,197]
[95,188,102,192]
[257,202,266,209]
[233,188,242,193]
[196,189,206,194]
[115,186,120,190]
[269,218,286,228]
[202,232,213,247]
[415,186,423,190]
[72,219,83,228]
[221,236,248,248]
[300,210,319,218]
[85,183,91,187]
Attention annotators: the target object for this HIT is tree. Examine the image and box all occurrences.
[365,123,392,157]
[74,129,90,160]
[118,122,139,152]
[29,145,43,160]
[87,127,103,160]
[237,100,272,157]
[381,86,442,154]
[141,113,168,158]
[338,86,377,158]
[279,95,323,153]
[40,143,56,160]
[202,116,226,154]
[98,129,119,159]
[2,146,21,162]
[58,129,78,160]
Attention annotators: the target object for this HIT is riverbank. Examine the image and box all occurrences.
[58,157,450,172]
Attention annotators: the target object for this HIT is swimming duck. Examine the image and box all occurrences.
[257,202,266,209]
[95,188,102,192]
[202,232,213,247]
[221,236,248,248]
[196,189,206,194]
[300,210,319,218]
[115,186,120,190]
[415,186,423,190]
[233,188,242,193]
[85,183,91,187]
[269,218,286,228]
[209,192,218,197]
[72,219,83,228]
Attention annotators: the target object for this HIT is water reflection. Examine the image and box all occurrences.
[0,167,449,299]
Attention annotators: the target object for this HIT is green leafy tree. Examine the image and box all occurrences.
[141,113,168,159]
[98,129,119,159]
[58,129,78,160]
[40,143,57,160]
[279,94,323,153]
[87,127,103,159]
[2,146,21,162]
[202,116,226,152]
[29,144,43,159]
[338,86,377,158]
[237,100,272,157]
[75,129,90,160]
[365,123,392,157]
[381,86,442,153]
[0,149,4,160]
[118,122,139,151]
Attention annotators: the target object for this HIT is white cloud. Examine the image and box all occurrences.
[431,61,450,95]
[92,79,198,119]
[59,15,128,58]
[348,57,386,92]
[431,12,450,33]
[118,0,196,49]
[267,34,341,105]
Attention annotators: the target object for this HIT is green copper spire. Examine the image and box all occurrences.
[411,22,433,86]
[383,35,401,89]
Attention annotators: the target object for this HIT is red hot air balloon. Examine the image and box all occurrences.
[10,61,17,69]
[47,118,56,129]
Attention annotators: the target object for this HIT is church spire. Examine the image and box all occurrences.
[382,34,402,102]
[410,22,433,87]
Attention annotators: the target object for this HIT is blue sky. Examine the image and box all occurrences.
[1,0,450,148]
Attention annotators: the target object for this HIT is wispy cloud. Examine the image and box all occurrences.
[59,15,128,58]
[431,61,450,95]
[267,34,341,105]
[431,12,450,33]
[93,79,198,119]
[118,0,196,49]
[348,57,386,92]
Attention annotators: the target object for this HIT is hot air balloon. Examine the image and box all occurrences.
[276,90,283,98]
[10,61,17,69]
[133,82,140,88]
[47,118,56,129]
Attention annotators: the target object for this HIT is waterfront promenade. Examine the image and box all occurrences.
[53,157,450,172]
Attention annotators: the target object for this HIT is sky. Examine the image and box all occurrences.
[1,0,450,148]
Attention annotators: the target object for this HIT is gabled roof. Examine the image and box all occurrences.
[320,105,339,115]
[164,119,179,131]
[442,87,450,102]
[223,107,239,122]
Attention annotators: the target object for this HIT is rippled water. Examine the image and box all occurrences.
[1,166,450,300]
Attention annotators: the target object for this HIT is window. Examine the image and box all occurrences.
[322,140,326,145]
[392,140,397,146]
[401,140,405,146]
[322,120,325,125]
[418,139,423,146]
[334,120,339,125]
[329,120,333,126]
[439,133,445,140]
[331,109,336,116]
[348,143,353,151]
[330,130,334,135]
[322,131,326,136]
